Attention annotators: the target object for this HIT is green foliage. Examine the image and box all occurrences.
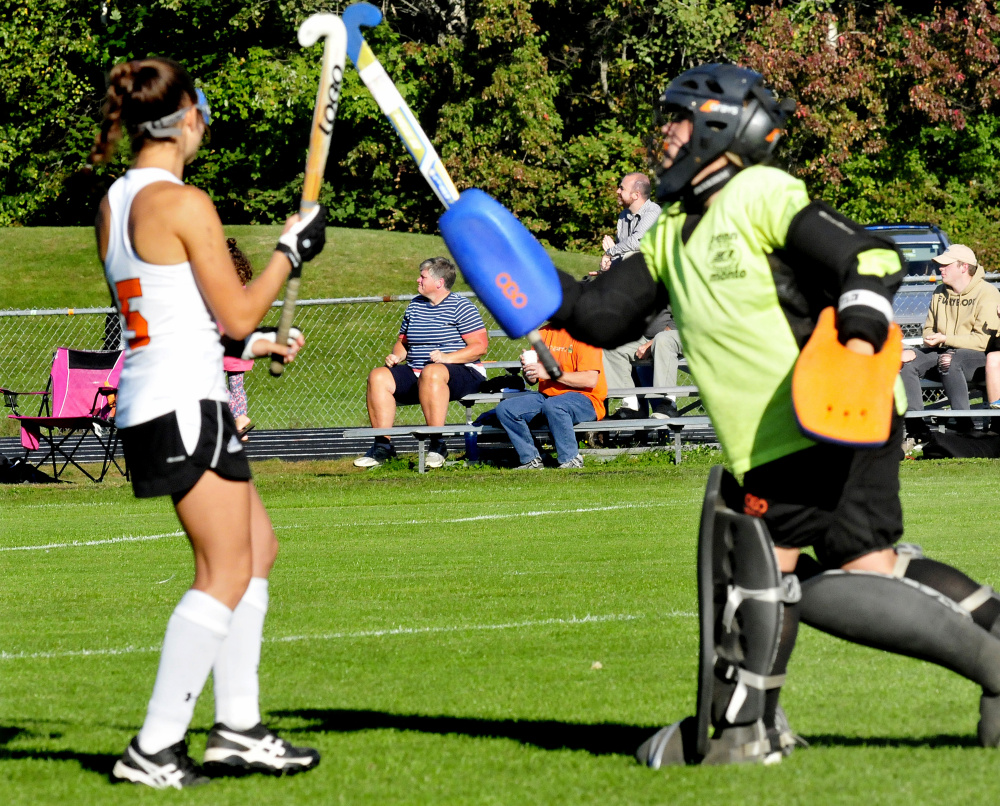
[741,1,1000,265]
[5,0,1000,256]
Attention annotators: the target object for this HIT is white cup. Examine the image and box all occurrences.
[521,349,538,365]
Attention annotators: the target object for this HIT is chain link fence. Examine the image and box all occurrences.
[4,282,999,436]
[0,294,523,436]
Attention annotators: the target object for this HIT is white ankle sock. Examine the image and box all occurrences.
[213,577,268,730]
[137,589,233,755]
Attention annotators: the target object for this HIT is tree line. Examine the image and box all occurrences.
[3,1,1000,263]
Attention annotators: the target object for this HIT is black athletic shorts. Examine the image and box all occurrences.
[389,363,485,405]
[740,414,904,568]
[121,399,252,499]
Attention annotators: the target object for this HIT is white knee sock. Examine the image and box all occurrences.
[137,589,233,755]
[213,577,268,730]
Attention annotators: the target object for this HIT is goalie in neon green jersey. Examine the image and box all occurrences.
[547,63,1000,766]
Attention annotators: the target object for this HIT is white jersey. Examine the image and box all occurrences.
[104,167,227,427]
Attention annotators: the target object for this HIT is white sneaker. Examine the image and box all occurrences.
[353,442,396,467]
[424,441,449,468]
[558,455,584,469]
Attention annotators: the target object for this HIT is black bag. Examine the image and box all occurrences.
[920,430,1000,459]
[478,371,525,394]
[0,455,55,484]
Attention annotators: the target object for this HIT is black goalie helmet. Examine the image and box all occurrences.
[652,63,796,202]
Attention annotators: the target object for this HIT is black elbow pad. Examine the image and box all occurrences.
[550,253,664,348]
[785,201,901,284]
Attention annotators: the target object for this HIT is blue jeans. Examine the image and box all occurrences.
[495,390,596,464]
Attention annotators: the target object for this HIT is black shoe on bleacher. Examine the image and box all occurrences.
[610,407,643,420]
[650,400,678,420]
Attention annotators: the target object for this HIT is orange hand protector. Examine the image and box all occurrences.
[792,306,902,448]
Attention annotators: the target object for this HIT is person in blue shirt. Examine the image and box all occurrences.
[355,257,489,469]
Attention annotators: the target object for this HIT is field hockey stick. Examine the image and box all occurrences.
[342,2,563,380]
[271,13,348,377]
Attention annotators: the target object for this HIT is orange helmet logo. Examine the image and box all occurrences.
[765,128,781,143]
[700,100,719,112]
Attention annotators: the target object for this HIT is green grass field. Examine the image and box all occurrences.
[0,226,599,310]
[3,453,1000,804]
[0,225,601,437]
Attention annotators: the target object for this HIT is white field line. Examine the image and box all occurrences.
[0,611,695,662]
[1,503,663,553]
[359,502,664,527]
[0,530,185,553]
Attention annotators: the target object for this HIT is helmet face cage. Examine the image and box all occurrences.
[652,64,794,202]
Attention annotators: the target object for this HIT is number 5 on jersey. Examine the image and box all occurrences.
[115,278,150,349]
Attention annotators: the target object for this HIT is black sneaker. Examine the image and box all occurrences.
[111,736,209,789]
[203,723,320,777]
[353,441,396,468]
[610,407,643,420]
[650,400,678,419]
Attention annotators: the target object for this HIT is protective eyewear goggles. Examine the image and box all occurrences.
[136,88,212,139]
[647,105,691,168]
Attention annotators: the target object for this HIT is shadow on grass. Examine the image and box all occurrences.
[805,733,979,749]
[0,724,117,775]
[272,708,654,756]
[271,710,982,754]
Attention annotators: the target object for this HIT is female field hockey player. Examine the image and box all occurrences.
[91,57,325,789]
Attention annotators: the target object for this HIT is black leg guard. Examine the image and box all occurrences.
[637,466,795,768]
[798,568,1000,745]
[799,569,1000,692]
[764,581,802,757]
[893,544,1000,633]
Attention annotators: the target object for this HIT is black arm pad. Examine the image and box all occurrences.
[785,201,903,350]
[221,334,246,360]
[785,201,901,287]
[220,326,280,359]
[836,274,893,347]
[550,253,665,348]
[837,302,890,347]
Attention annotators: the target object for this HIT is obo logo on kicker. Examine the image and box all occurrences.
[495,273,528,309]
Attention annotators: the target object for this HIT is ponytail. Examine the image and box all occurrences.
[90,58,197,164]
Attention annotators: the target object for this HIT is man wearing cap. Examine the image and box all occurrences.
[899,244,1000,441]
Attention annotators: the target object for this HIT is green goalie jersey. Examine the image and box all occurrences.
[639,164,901,474]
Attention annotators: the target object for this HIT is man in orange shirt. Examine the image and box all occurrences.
[495,326,607,469]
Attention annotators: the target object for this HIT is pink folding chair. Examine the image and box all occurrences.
[6,348,126,482]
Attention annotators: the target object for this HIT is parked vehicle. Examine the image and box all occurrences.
[866,224,953,328]
[865,223,952,277]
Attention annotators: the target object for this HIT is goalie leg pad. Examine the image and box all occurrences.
[799,570,1000,695]
[439,189,562,339]
[696,466,787,758]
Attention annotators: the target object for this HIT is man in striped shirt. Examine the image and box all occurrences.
[355,257,489,468]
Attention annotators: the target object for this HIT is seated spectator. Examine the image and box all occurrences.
[495,327,607,469]
[900,244,1000,440]
[354,257,488,469]
[597,172,662,273]
[605,313,683,419]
